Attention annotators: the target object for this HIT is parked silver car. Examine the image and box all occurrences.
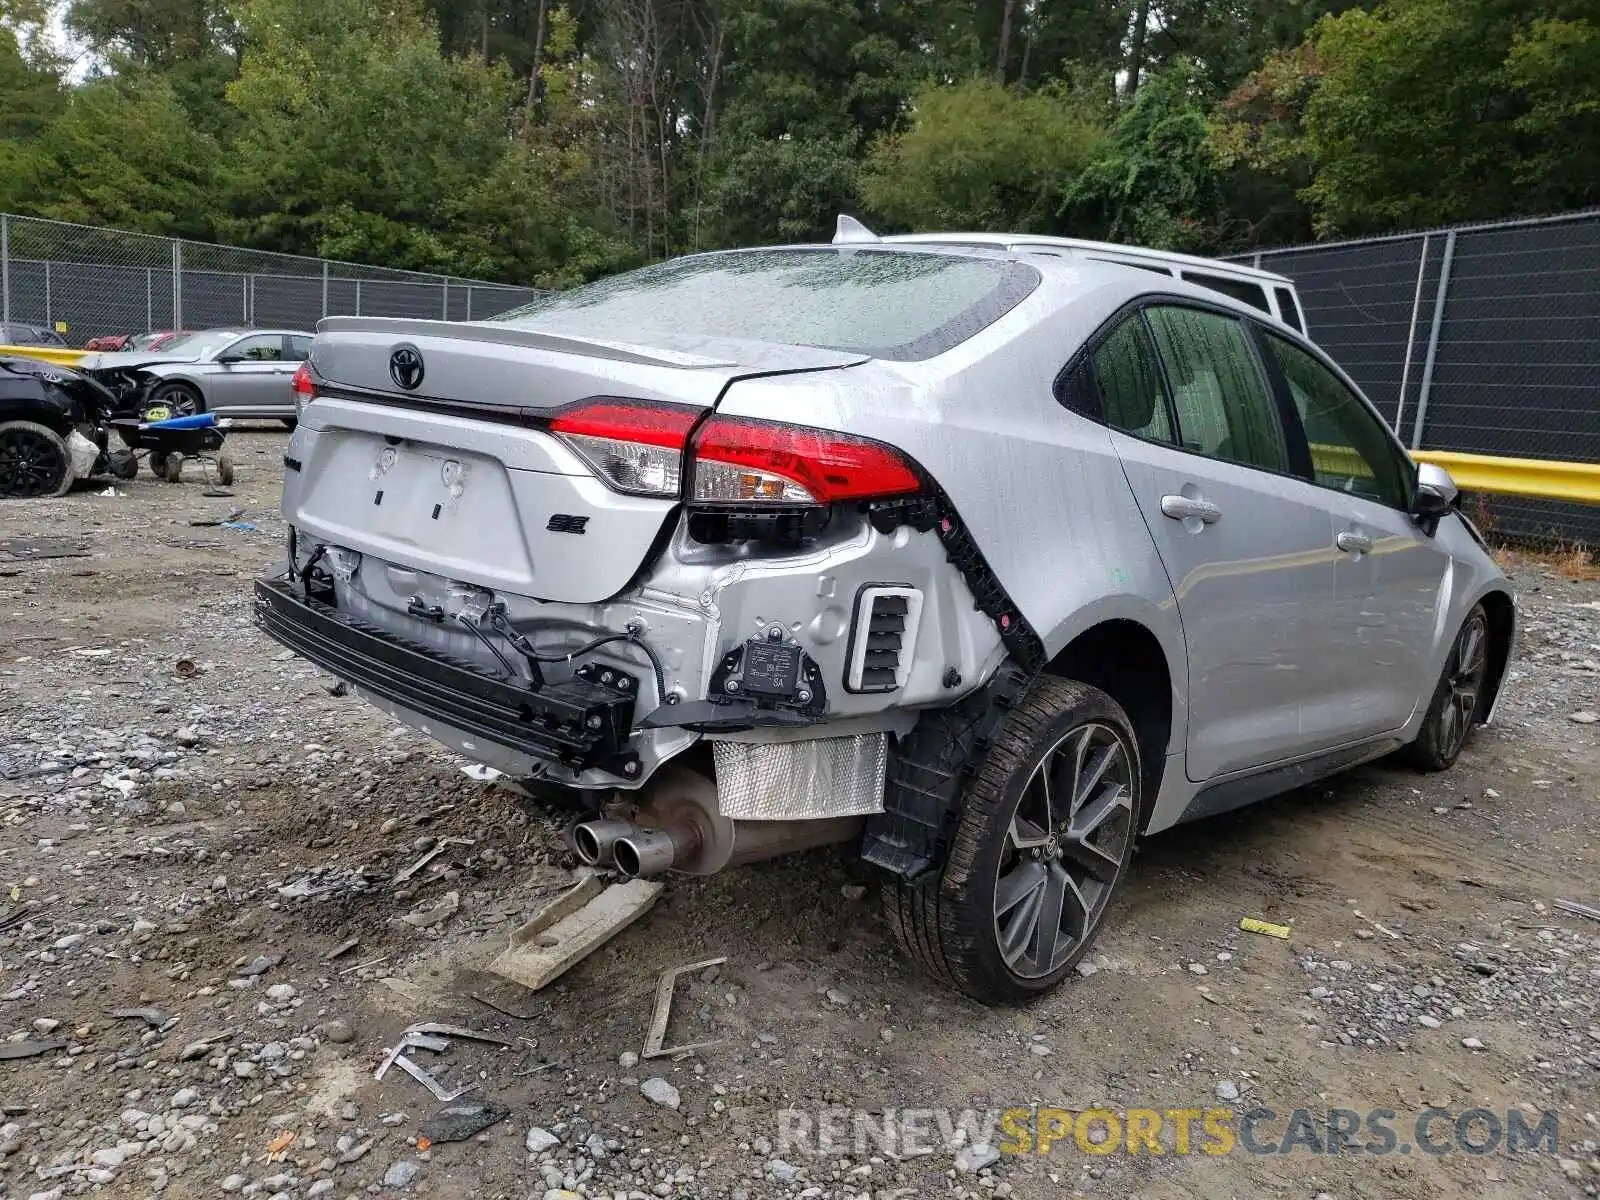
[257,225,1514,1002]
[79,328,313,420]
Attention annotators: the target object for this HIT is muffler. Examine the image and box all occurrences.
[606,768,863,879]
[571,818,634,867]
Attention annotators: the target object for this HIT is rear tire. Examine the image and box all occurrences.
[1405,604,1490,772]
[0,421,73,498]
[215,454,235,486]
[148,451,169,479]
[163,455,184,484]
[883,676,1140,1004]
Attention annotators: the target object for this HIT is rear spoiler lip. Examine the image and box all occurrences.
[314,316,737,370]
[312,317,873,375]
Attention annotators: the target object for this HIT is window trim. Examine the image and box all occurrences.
[1248,322,1419,512]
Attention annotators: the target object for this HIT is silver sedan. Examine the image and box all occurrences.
[80,328,313,420]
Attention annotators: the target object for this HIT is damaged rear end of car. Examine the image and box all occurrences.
[256,247,1037,883]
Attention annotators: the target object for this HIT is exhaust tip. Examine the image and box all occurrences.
[573,824,605,865]
[613,838,643,879]
[614,827,677,879]
[571,818,633,867]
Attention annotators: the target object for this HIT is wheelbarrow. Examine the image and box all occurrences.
[108,411,235,485]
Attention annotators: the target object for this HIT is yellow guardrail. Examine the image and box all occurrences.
[1312,442,1598,504]
[0,344,91,367]
[1411,449,1600,504]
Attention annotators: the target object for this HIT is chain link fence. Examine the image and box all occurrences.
[0,213,543,346]
[1234,208,1600,545]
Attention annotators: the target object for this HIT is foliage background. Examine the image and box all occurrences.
[0,0,1595,286]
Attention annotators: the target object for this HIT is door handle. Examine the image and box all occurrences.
[1160,495,1222,524]
[1336,531,1373,554]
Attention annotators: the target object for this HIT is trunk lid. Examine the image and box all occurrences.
[290,318,866,604]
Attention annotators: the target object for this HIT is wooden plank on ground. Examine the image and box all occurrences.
[488,878,662,992]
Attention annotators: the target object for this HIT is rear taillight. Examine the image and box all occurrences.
[690,416,921,505]
[291,362,316,414]
[549,399,699,497]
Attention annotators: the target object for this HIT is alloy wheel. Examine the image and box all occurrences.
[993,721,1135,978]
[0,427,67,498]
[1439,612,1488,759]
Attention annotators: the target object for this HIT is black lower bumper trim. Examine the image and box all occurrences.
[253,577,635,770]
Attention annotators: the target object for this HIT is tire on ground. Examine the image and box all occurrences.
[1404,602,1490,772]
[0,420,74,498]
[883,674,1140,1004]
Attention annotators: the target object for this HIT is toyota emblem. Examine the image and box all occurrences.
[389,344,425,391]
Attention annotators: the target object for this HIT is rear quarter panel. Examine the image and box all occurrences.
[712,272,1189,746]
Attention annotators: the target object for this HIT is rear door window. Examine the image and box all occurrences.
[1089,314,1174,443]
[491,249,1040,362]
[287,335,313,360]
[1180,271,1271,314]
[1145,306,1290,474]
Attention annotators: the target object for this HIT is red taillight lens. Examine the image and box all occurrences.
[290,362,316,414]
[690,417,921,505]
[549,399,700,497]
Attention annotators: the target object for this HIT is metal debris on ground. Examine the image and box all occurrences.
[110,1006,172,1029]
[0,537,90,561]
[375,1022,510,1102]
[0,1039,65,1060]
[406,1023,513,1046]
[1553,898,1600,922]
[393,1053,476,1101]
[174,658,199,678]
[1239,917,1292,940]
[324,936,360,960]
[400,889,460,927]
[643,956,728,1060]
[394,836,473,884]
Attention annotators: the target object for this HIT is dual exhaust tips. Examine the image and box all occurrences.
[572,818,681,879]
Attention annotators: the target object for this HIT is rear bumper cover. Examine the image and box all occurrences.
[253,576,639,774]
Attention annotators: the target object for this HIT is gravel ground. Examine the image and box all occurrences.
[0,428,1596,1200]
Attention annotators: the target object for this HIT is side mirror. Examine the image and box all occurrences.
[1411,461,1458,534]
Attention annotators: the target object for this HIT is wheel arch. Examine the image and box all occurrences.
[1043,615,1178,833]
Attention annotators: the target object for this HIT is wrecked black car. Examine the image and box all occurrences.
[0,356,137,498]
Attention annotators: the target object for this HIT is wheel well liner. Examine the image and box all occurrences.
[1476,589,1514,723]
[1043,619,1172,832]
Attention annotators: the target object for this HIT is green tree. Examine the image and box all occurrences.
[222,0,518,270]
[0,73,218,235]
[1228,0,1600,235]
[699,0,927,246]
[860,77,1104,233]
[1063,68,1225,249]
[0,25,62,142]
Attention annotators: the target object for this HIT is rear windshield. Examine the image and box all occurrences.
[490,249,1040,361]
